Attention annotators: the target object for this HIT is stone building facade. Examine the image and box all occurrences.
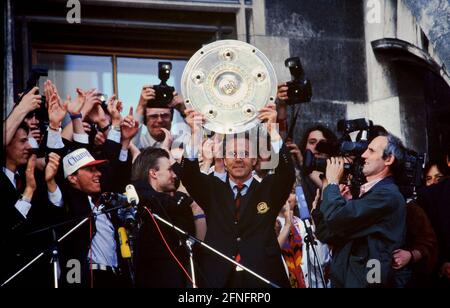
[3,0,450,159]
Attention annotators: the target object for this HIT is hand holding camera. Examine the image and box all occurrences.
[284,57,312,105]
[18,87,42,115]
[139,85,156,107]
[325,157,345,185]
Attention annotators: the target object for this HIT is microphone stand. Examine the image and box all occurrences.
[1,205,128,288]
[302,219,326,288]
[185,238,197,288]
[146,206,281,288]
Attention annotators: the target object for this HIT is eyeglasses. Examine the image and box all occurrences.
[146,113,172,121]
[226,151,251,158]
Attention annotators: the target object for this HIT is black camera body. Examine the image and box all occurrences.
[397,150,425,198]
[302,118,374,197]
[17,66,49,133]
[149,62,175,108]
[284,57,312,105]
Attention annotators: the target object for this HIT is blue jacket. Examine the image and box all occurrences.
[314,177,407,288]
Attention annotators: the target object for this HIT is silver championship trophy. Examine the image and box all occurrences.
[181,40,277,134]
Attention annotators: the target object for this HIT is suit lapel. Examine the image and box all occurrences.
[0,170,21,199]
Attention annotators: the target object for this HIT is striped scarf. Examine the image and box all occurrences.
[281,223,306,288]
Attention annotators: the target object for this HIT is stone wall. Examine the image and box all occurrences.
[261,0,368,144]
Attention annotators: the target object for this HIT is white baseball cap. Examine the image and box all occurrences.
[63,148,107,178]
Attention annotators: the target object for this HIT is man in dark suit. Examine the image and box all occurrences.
[131,147,202,288]
[180,103,295,288]
[315,132,407,288]
[1,123,63,287]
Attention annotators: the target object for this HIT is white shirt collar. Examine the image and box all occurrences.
[2,167,18,188]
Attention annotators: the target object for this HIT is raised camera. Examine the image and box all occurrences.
[284,57,312,105]
[149,62,175,108]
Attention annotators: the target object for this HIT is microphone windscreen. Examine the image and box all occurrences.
[126,184,140,205]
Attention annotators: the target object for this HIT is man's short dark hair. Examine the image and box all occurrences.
[17,122,30,135]
[378,132,406,176]
[131,147,170,182]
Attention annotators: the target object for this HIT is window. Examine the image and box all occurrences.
[37,52,187,116]
[117,57,187,114]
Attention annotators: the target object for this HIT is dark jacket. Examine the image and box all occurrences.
[314,177,406,288]
[133,180,195,288]
[0,168,63,287]
[180,144,295,288]
[418,178,450,287]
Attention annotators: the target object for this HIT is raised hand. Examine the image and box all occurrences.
[67,88,86,116]
[107,95,123,126]
[94,131,106,147]
[160,127,174,152]
[286,140,303,166]
[258,103,279,138]
[201,138,214,163]
[82,89,102,119]
[277,83,289,101]
[45,152,61,183]
[184,108,204,134]
[48,94,69,128]
[325,157,345,185]
[139,85,155,107]
[17,87,41,114]
[88,103,107,126]
[258,102,277,126]
[121,107,139,142]
[24,154,37,199]
[82,121,92,134]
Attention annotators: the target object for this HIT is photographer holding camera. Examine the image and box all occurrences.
[133,62,186,150]
[314,132,408,288]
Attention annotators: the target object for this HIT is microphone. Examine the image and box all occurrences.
[126,184,139,208]
[118,227,132,259]
[295,185,315,243]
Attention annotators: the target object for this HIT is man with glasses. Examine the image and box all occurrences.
[133,85,185,149]
[180,104,295,288]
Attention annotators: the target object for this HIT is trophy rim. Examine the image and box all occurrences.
[181,39,278,135]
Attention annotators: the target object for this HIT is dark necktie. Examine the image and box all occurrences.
[234,184,245,263]
[234,184,246,222]
[15,173,23,193]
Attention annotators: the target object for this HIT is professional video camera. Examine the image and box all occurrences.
[16,66,49,133]
[149,62,175,108]
[303,118,374,194]
[397,150,425,199]
[284,57,312,105]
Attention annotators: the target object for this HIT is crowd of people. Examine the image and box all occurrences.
[1,79,449,288]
